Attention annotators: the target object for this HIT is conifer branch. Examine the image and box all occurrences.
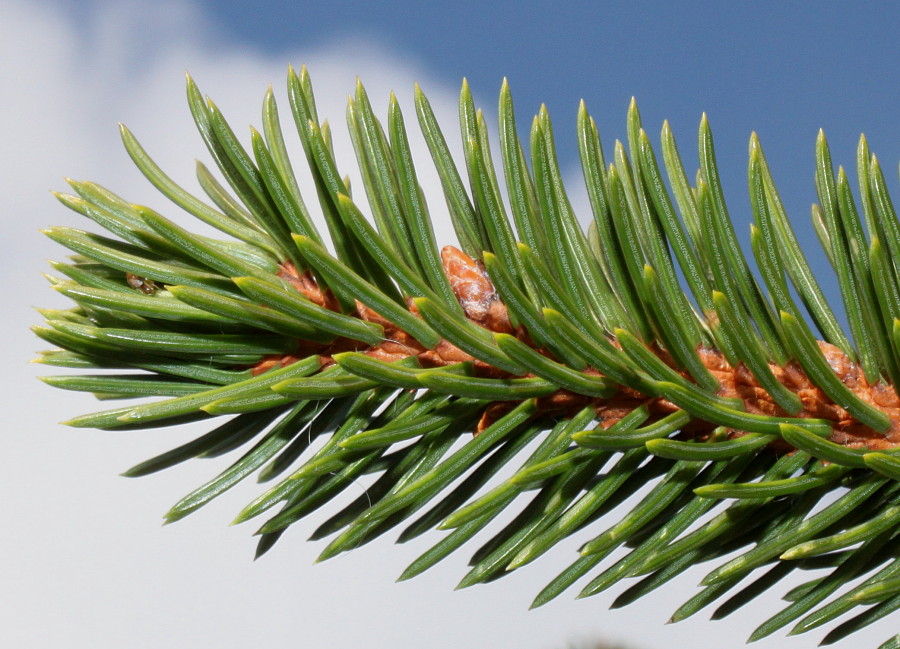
[35,66,900,646]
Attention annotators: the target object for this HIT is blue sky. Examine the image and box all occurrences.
[162,1,900,163]
[4,1,899,648]
[56,0,900,296]
[63,1,900,167]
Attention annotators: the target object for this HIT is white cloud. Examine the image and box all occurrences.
[2,4,476,648]
[2,2,885,648]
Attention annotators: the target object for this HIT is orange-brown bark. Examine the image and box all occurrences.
[253,247,899,451]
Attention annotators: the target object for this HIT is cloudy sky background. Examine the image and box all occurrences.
[4,1,899,647]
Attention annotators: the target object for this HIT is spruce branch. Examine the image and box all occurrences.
[35,66,900,646]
